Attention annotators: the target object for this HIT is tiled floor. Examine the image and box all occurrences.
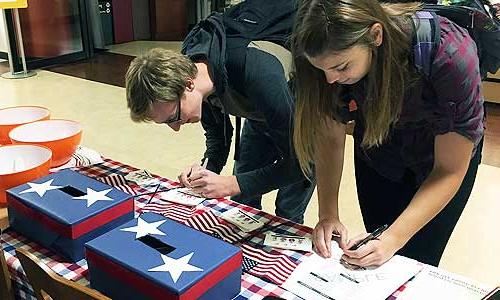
[1,41,499,286]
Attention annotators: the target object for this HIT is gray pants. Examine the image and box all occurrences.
[231,119,315,224]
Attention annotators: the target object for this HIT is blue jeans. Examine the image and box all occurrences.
[231,120,315,224]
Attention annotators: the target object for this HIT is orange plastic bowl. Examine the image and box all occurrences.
[9,119,82,167]
[0,106,50,145]
[0,144,52,206]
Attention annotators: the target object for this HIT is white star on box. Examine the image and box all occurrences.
[73,188,113,207]
[120,217,167,238]
[148,252,203,283]
[19,179,63,197]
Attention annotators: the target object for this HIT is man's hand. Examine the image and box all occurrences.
[178,163,204,187]
[188,169,241,198]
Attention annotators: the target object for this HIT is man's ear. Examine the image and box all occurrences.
[370,23,383,47]
[186,79,195,92]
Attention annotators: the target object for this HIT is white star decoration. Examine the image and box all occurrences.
[73,188,113,207]
[120,217,167,239]
[19,179,63,197]
[148,252,203,283]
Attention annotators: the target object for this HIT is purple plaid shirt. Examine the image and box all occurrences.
[351,16,485,185]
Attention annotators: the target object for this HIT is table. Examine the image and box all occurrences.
[0,208,8,230]
[1,158,314,300]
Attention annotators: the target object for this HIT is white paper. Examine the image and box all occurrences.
[397,265,492,300]
[282,242,422,300]
[159,189,205,206]
[50,146,104,171]
[264,233,313,252]
[220,208,265,232]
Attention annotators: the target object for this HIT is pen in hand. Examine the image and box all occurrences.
[187,157,209,180]
[348,224,388,251]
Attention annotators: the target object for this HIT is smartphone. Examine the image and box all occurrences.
[137,235,175,255]
[482,287,500,300]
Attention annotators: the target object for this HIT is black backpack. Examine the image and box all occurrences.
[413,1,500,78]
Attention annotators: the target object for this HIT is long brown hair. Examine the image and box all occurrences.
[292,0,421,176]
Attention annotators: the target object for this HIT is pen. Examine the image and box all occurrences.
[187,157,209,179]
[201,157,209,169]
[138,183,162,217]
[349,224,388,250]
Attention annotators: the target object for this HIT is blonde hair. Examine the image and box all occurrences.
[125,48,197,122]
[291,0,421,176]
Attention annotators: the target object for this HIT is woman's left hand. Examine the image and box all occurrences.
[341,231,403,268]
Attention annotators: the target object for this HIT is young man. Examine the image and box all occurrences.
[125,0,314,224]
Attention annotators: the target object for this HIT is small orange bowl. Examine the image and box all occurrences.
[0,106,50,145]
[0,144,52,206]
[9,119,82,167]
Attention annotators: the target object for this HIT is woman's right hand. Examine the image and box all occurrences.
[312,217,349,258]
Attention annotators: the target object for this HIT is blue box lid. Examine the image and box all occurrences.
[7,169,132,226]
[85,212,242,295]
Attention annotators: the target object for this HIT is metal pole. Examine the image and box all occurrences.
[1,9,15,75]
[1,7,36,79]
[13,8,28,75]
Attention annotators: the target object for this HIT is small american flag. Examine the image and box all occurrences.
[242,256,259,272]
[96,174,136,195]
[185,211,245,243]
[184,211,300,286]
[240,243,299,285]
[140,198,196,223]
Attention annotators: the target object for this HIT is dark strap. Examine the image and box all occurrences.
[412,11,441,79]
[234,116,241,161]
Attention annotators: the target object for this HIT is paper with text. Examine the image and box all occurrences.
[282,242,422,300]
[398,265,492,300]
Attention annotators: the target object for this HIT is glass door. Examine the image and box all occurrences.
[5,0,91,71]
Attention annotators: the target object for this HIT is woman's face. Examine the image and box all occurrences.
[306,45,373,85]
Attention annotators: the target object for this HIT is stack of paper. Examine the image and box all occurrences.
[282,243,422,300]
[397,266,492,300]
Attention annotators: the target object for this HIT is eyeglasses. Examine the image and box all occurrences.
[163,98,182,124]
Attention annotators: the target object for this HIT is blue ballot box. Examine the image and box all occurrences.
[85,212,242,300]
[7,169,134,262]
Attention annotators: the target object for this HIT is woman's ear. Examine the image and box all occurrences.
[370,23,383,47]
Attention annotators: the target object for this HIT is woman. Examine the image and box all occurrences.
[291,0,484,267]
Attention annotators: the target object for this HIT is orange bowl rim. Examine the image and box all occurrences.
[8,119,83,143]
[0,144,53,176]
[0,105,51,126]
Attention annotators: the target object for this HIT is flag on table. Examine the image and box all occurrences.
[185,211,245,243]
[140,198,197,223]
[184,211,300,286]
[240,243,299,285]
[97,174,136,195]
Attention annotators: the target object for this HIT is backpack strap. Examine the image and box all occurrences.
[412,11,441,79]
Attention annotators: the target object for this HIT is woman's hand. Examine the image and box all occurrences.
[313,217,349,258]
[342,231,402,267]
